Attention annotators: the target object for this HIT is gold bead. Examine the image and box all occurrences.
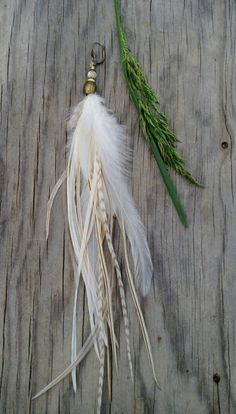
[83,80,96,95]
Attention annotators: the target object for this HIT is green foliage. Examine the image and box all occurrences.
[114,0,204,227]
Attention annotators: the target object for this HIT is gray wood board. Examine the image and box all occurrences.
[0,0,235,413]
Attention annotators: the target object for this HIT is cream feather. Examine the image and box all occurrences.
[34,92,158,412]
[76,94,153,292]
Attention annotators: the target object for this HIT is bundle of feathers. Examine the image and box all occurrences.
[33,93,158,413]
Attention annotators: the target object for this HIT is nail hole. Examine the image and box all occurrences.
[157,336,162,342]
[221,141,229,149]
[213,373,221,383]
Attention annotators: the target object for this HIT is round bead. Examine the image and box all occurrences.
[83,80,96,95]
[87,70,97,80]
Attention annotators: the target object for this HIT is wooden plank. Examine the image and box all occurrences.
[0,0,236,412]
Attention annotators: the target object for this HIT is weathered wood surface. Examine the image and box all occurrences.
[0,0,236,412]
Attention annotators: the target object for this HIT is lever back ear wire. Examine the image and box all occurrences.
[83,43,106,95]
[91,42,106,65]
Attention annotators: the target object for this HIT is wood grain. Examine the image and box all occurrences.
[0,0,236,412]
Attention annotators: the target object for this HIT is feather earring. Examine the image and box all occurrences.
[33,44,159,412]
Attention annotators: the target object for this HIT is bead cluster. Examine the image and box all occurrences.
[83,62,97,95]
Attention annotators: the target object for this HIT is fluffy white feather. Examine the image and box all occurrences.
[34,93,157,412]
[74,94,153,294]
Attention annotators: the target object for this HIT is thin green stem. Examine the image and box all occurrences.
[114,0,204,226]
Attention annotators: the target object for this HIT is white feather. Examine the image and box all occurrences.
[76,94,153,295]
[35,92,157,406]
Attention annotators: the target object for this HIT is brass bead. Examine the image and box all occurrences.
[83,80,96,95]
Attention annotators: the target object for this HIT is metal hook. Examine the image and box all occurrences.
[91,42,106,65]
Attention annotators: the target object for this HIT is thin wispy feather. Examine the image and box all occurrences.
[114,0,204,227]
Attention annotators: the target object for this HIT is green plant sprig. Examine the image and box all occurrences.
[114,0,204,227]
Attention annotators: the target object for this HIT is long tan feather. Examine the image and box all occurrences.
[121,220,161,389]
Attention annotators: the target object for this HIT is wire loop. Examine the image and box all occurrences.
[91,42,106,65]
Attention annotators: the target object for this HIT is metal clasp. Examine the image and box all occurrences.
[91,42,106,66]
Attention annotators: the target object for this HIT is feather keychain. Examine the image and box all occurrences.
[33,44,160,412]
